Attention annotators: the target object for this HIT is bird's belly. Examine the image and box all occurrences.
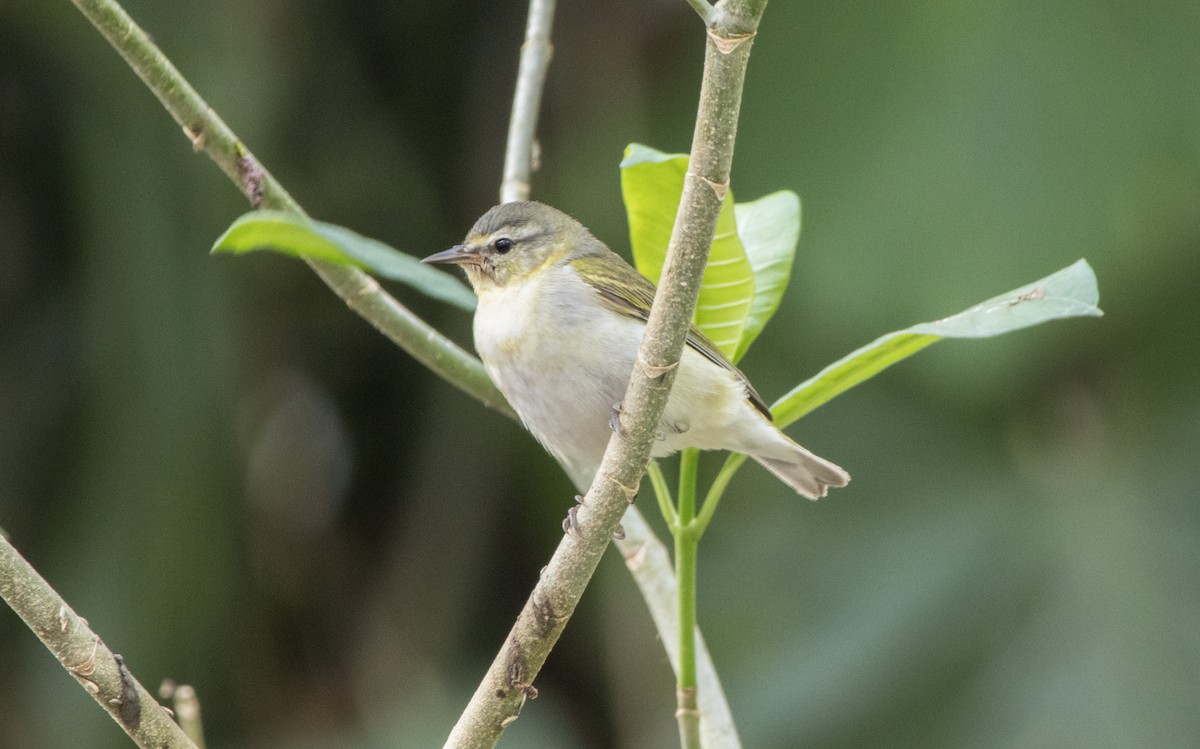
[495,359,621,469]
[475,283,636,470]
[473,276,755,472]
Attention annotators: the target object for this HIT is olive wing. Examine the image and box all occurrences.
[571,253,772,420]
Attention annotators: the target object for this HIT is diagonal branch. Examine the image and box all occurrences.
[443,1,768,746]
[496,0,742,744]
[0,536,198,749]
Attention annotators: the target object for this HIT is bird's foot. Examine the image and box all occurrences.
[609,403,625,438]
[512,681,539,699]
[563,503,582,536]
[562,494,626,539]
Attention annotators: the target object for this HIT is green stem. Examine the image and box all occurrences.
[676,543,701,749]
[675,535,698,692]
[616,510,744,749]
[675,449,701,748]
[677,449,700,528]
[648,461,679,526]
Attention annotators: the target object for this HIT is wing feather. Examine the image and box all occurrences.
[571,253,772,419]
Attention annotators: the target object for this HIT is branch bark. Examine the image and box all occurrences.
[0,536,198,749]
[494,0,743,744]
[444,2,768,746]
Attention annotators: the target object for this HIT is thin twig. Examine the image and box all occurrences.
[685,0,718,26]
[0,536,198,749]
[501,0,556,203]
[443,1,767,745]
[159,682,206,749]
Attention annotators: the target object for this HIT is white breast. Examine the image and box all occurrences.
[474,266,640,475]
[473,264,759,480]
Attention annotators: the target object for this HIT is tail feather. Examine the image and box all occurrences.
[752,445,850,500]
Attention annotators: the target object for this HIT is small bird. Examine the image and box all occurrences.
[423,201,849,499]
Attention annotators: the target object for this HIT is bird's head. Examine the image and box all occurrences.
[422,201,596,291]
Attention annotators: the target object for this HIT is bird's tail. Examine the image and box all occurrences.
[751,438,850,500]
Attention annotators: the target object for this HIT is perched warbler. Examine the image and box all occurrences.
[423,201,849,499]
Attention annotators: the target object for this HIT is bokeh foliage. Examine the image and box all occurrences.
[1,1,1197,748]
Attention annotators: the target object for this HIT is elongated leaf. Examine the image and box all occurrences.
[733,191,801,362]
[212,211,477,311]
[620,143,754,357]
[772,259,1103,428]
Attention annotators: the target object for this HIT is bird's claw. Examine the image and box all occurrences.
[563,505,582,536]
[609,403,625,438]
[563,495,624,539]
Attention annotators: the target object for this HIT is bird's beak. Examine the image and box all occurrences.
[422,244,480,267]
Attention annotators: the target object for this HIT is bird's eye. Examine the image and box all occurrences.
[493,237,514,254]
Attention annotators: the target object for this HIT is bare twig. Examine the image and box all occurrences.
[685,0,719,26]
[0,536,198,749]
[159,682,207,749]
[501,0,556,203]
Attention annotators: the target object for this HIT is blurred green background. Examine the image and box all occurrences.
[1,1,1197,747]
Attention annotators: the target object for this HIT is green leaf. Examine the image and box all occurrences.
[620,143,754,357]
[772,259,1103,428]
[733,191,801,362]
[212,211,477,311]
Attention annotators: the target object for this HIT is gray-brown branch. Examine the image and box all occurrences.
[443,2,768,746]
[0,536,198,749]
